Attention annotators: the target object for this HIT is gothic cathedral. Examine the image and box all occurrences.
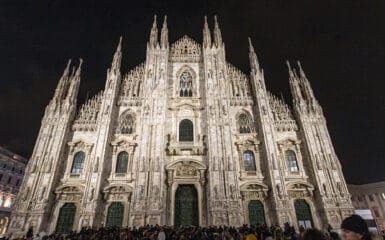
[8,16,354,236]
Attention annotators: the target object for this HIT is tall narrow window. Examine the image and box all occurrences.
[243,150,256,172]
[118,113,135,134]
[56,203,76,233]
[106,202,124,227]
[179,119,193,142]
[71,151,86,174]
[116,151,129,173]
[285,150,299,172]
[179,71,193,97]
[237,112,254,133]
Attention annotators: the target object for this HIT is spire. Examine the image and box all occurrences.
[53,59,72,101]
[160,15,168,49]
[111,37,122,70]
[203,15,211,48]
[213,15,223,47]
[286,60,294,78]
[149,15,158,48]
[75,58,83,76]
[248,37,260,73]
[287,60,305,106]
[296,60,318,108]
[66,58,82,103]
[297,60,307,79]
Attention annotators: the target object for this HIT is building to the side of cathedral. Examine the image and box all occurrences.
[348,182,385,231]
[8,15,354,237]
[0,147,27,236]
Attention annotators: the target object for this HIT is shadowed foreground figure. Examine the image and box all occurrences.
[340,214,372,240]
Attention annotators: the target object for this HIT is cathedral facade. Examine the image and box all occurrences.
[8,16,354,236]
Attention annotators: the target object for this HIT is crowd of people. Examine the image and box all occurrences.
[7,214,384,240]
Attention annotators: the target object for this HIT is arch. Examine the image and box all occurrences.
[248,200,266,226]
[243,150,256,172]
[294,199,313,229]
[117,111,135,134]
[55,203,76,233]
[237,111,254,133]
[106,202,124,227]
[179,119,193,142]
[116,151,129,173]
[285,150,299,172]
[71,151,85,174]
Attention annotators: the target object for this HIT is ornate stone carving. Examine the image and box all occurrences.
[268,92,298,131]
[73,91,103,131]
[103,185,132,201]
[170,35,201,62]
[176,165,196,176]
[287,182,314,198]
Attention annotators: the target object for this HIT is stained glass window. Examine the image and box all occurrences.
[285,150,299,172]
[119,113,135,134]
[179,71,193,97]
[116,151,128,173]
[179,119,193,142]
[243,150,256,172]
[238,112,254,133]
[71,151,85,174]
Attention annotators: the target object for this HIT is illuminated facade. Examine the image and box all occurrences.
[9,16,354,236]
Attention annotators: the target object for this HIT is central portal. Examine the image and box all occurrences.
[174,184,199,226]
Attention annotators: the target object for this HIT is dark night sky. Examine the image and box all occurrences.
[0,0,384,184]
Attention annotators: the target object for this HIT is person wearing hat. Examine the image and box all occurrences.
[341,214,372,240]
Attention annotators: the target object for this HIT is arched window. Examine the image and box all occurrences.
[248,200,266,226]
[56,203,76,233]
[106,202,124,227]
[71,151,85,174]
[116,151,128,173]
[179,119,193,142]
[243,150,256,172]
[118,113,135,134]
[237,112,254,133]
[294,199,313,228]
[179,71,193,97]
[285,150,299,172]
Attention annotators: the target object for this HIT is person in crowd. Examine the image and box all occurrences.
[4,222,339,240]
[245,229,257,240]
[26,227,33,240]
[301,228,327,240]
[340,214,372,240]
[157,227,166,240]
